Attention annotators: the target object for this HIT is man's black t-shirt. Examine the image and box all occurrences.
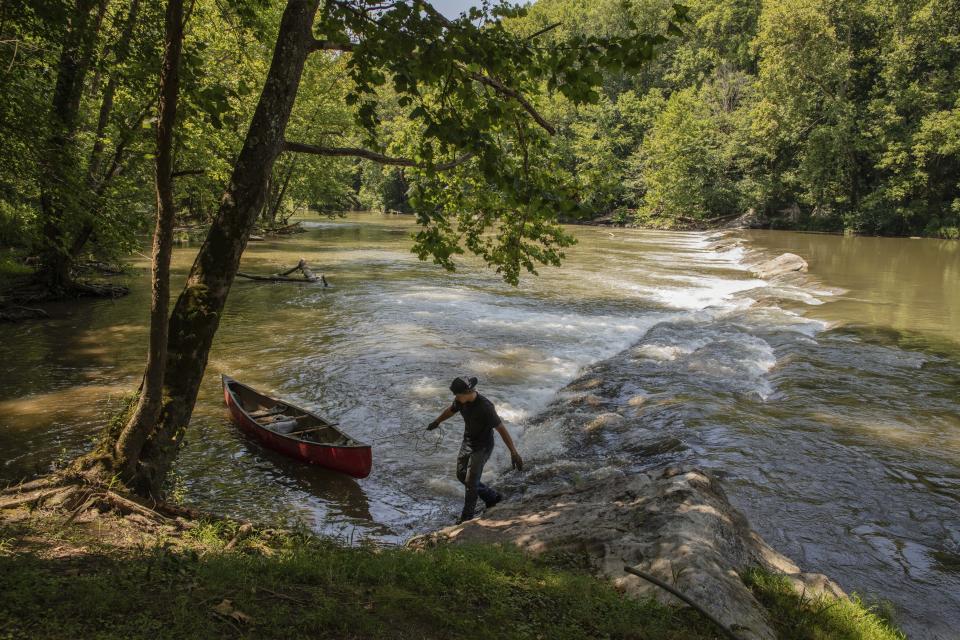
[450,393,501,450]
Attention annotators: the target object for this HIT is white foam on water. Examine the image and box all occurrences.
[300,221,832,492]
[397,288,470,303]
[637,277,769,310]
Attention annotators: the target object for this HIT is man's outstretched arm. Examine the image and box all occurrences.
[495,423,523,470]
[427,406,455,430]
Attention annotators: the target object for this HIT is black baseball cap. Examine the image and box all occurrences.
[450,376,478,394]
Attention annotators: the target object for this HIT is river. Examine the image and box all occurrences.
[0,214,957,638]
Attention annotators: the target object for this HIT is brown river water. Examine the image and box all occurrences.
[0,214,957,638]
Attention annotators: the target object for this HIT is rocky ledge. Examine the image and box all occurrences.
[411,462,842,640]
[410,245,845,639]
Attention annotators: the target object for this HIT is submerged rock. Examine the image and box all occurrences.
[570,393,604,408]
[627,394,647,407]
[412,464,842,640]
[584,412,625,432]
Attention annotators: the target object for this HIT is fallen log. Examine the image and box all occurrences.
[299,261,317,281]
[236,258,329,286]
[269,221,305,234]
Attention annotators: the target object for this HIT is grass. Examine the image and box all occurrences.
[743,567,906,640]
[0,507,909,640]
[0,510,718,640]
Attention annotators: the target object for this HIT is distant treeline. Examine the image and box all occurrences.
[503,0,960,237]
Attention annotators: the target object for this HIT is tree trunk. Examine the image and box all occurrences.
[126,0,320,496]
[37,0,109,291]
[112,0,184,480]
[88,0,142,183]
[268,159,298,225]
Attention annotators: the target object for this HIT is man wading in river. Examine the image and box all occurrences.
[427,376,523,524]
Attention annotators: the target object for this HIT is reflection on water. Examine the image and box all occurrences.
[743,230,960,349]
[0,215,958,638]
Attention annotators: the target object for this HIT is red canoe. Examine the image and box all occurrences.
[222,375,372,479]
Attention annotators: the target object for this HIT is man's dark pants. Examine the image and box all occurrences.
[456,443,500,520]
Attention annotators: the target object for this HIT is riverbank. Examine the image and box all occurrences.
[575,210,960,239]
[0,491,902,640]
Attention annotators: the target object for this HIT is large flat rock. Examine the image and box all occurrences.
[411,464,844,640]
[750,253,808,279]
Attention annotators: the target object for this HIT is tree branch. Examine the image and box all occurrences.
[172,169,205,178]
[464,69,556,135]
[283,140,473,171]
[310,39,355,53]
[526,22,562,41]
[318,3,554,135]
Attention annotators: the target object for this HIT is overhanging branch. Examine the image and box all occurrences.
[283,140,473,171]
[310,39,355,53]
[526,22,562,41]
[464,69,556,135]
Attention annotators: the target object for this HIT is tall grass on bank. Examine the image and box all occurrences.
[743,568,906,640]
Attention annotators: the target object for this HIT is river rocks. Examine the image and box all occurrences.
[750,253,808,279]
[570,393,604,408]
[584,412,625,432]
[411,465,841,640]
[627,394,647,407]
[567,376,603,391]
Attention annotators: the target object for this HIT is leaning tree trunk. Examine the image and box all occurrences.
[112,0,184,481]
[124,0,320,496]
[37,0,108,292]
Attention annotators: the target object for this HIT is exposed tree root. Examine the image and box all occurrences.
[1,276,130,322]
[2,476,61,496]
[152,500,224,522]
[69,280,129,298]
[0,487,69,510]
[1,470,238,534]
[0,304,49,323]
[225,523,254,550]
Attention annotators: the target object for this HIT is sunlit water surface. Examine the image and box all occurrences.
[0,214,957,638]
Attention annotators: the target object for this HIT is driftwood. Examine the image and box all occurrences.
[253,222,305,236]
[236,259,329,286]
[269,221,306,234]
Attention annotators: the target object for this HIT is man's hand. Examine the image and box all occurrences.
[511,451,524,471]
[426,420,440,431]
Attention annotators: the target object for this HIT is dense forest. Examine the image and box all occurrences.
[1,0,958,298]
[518,0,960,237]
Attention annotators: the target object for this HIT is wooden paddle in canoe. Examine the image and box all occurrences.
[221,375,372,479]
